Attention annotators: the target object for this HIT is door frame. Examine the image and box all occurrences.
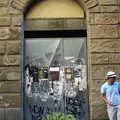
[21,28,89,120]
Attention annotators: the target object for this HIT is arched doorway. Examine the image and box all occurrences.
[23,0,89,120]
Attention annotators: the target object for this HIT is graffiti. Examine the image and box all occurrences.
[46,113,76,120]
[24,65,88,120]
[29,99,64,120]
[31,110,76,120]
[65,89,88,120]
[30,104,52,120]
[24,38,89,120]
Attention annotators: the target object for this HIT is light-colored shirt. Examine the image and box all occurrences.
[101,81,120,106]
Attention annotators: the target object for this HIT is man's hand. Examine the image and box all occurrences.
[106,101,111,105]
[100,94,111,105]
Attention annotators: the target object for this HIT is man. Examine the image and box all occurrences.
[100,71,120,120]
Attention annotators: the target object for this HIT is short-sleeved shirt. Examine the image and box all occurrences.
[101,81,120,106]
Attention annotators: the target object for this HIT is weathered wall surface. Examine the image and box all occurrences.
[0,1,22,120]
[88,0,120,119]
[0,0,119,120]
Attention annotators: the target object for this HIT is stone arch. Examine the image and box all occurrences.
[11,0,99,14]
[10,0,100,120]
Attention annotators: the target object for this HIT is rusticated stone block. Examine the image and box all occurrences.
[91,39,120,52]
[11,0,28,11]
[89,25,118,38]
[89,6,120,13]
[0,27,21,40]
[99,0,118,5]
[11,15,22,26]
[119,23,120,38]
[9,27,21,40]
[0,7,8,16]
[6,41,21,55]
[86,0,98,9]
[0,16,11,26]
[92,65,120,80]
[108,53,120,64]
[90,90,105,105]
[0,94,20,108]
[0,55,20,66]
[90,80,106,92]
[87,13,94,24]
[9,7,21,15]
[0,28,10,40]
[91,104,108,119]
[0,81,21,93]
[91,53,120,65]
[0,41,6,55]
[6,72,21,81]
[94,13,119,25]
[0,67,21,80]
[0,0,9,7]
[3,55,21,66]
[91,53,109,64]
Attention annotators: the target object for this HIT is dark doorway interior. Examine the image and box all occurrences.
[25,30,87,38]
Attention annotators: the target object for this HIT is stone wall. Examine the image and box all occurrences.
[88,0,120,119]
[0,1,22,120]
[0,0,119,120]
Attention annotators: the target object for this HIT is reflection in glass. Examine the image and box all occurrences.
[24,38,89,120]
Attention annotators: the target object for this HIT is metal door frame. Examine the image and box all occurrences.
[21,18,89,120]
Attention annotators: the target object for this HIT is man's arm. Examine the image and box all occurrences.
[100,85,111,105]
[100,93,111,105]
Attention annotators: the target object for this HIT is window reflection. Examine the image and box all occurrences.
[24,38,88,120]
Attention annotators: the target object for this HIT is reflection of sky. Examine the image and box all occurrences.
[25,38,86,65]
[26,38,60,57]
[64,38,85,58]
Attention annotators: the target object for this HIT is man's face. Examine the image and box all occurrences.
[108,77,115,85]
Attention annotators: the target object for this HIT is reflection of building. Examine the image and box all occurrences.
[25,63,88,120]
[24,38,88,120]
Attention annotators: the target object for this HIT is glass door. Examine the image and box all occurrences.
[24,38,89,120]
